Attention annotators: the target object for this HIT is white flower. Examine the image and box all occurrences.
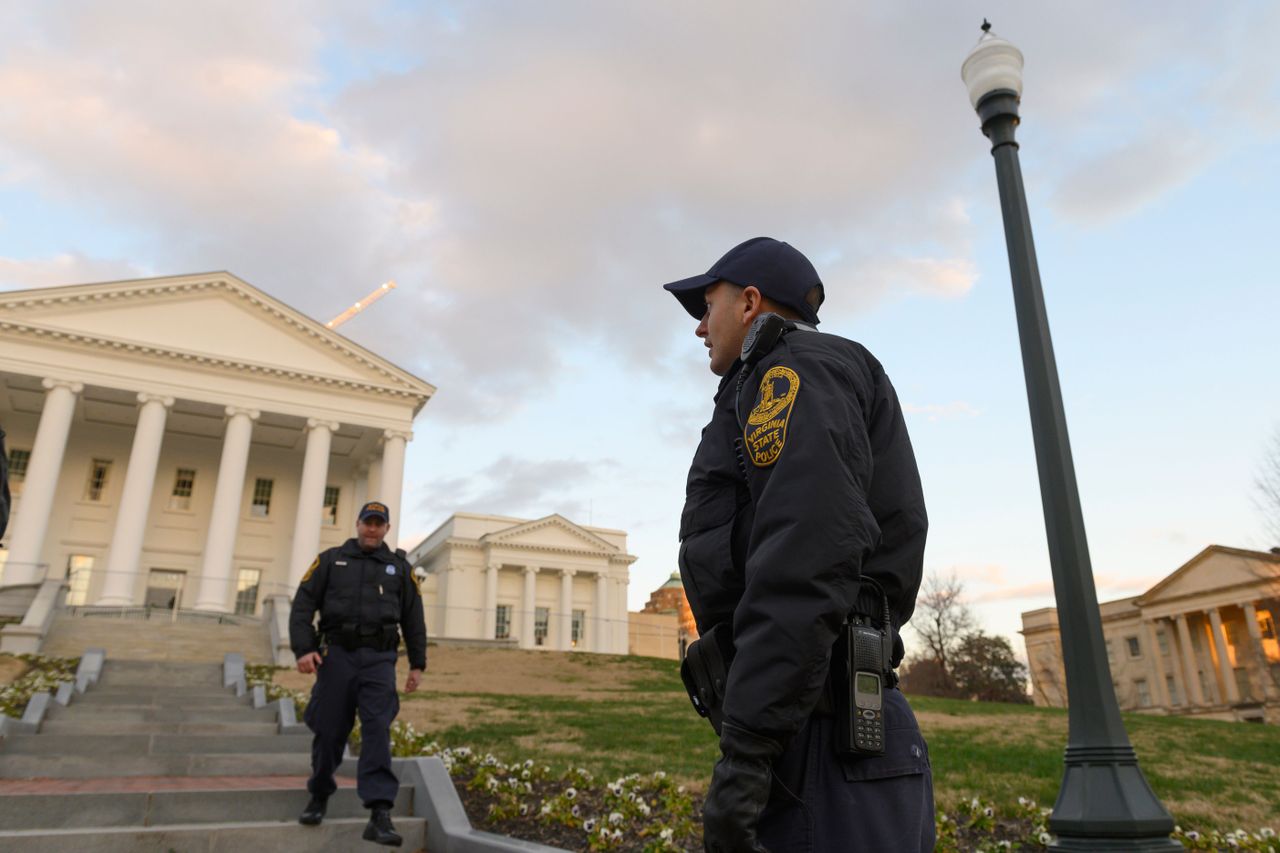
[584,818,597,832]
[571,804,580,817]
[519,804,529,816]
[653,771,666,779]
[565,787,577,800]
[983,807,994,818]
[611,829,623,841]
[1186,831,1200,841]
[609,812,624,824]
[1261,828,1276,838]
[1038,832,1052,844]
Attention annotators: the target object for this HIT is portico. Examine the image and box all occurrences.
[0,273,433,637]
[408,513,635,654]
[1023,546,1280,724]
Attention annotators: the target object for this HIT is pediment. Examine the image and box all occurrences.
[482,515,619,554]
[0,273,433,402]
[1138,546,1280,604]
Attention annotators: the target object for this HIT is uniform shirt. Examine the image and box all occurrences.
[289,539,428,670]
[679,328,927,744]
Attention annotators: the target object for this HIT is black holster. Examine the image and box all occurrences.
[680,623,734,735]
[327,622,399,653]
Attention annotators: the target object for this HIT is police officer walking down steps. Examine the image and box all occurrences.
[290,500,427,847]
[664,237,935,852]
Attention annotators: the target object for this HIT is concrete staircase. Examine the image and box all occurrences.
[39,612,274,662]
[0,660,427,851]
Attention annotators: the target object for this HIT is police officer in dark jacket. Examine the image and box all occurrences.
[664,238,934,852]
[289,500,427,847]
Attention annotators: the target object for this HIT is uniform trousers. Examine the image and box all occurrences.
[303,645,400,807]
[758,688,935,852]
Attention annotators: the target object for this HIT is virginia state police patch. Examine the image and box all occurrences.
[745,365,800,467]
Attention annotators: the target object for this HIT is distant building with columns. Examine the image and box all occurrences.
[408,513,635,654]
[1022,545,1280,724]
[0,273,432,648]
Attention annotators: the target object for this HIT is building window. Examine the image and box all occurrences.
[495,604,511,640]
[1126,636,1141,659]
[534,607,550,646]
[250,478,273,517]
[7,448,30,495]
[1165,675,1180,706]
[1198,670,1214,703]
[169,468,196,510]
[572,609,585,647]
[1156,629,1170,656]
[1105,639,1116,666]
[84,459,112,502]
[66,555,94,606]
[1135,679,1152,707]
[234,569,261,616]
[1260,612,1276,640]
[322,486,341,526]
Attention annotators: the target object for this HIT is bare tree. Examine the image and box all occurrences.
[1256,424,1280,546]
[911,571,975,693]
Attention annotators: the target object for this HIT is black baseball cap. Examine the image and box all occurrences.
[358,501,390,524]
[662,237,824,325]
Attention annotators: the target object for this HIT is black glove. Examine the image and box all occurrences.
[702,721,783,853]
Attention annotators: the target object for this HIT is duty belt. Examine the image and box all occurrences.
[325,622,400,652]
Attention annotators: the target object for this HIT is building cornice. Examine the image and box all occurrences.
[0,316,428,404]
[0,274,436,407]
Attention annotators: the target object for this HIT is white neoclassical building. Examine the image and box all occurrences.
[408,513,635,654]
[0,273,433,649]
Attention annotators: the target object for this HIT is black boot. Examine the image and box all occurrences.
[363,806,402,847]
[298,794,328,826]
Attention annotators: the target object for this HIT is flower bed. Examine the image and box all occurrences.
[378,721,1275,853]
[0,654,79,718]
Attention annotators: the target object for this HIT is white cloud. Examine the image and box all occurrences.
[0,1,1273,423]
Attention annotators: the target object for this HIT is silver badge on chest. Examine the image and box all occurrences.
[385,565,396,575]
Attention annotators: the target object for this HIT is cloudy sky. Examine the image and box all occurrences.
[2,2,1278,652]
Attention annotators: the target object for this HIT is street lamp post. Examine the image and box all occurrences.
[961,24,1179,851]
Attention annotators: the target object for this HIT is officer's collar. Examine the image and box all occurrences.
[712,359,744,402]
[341,538,393,559]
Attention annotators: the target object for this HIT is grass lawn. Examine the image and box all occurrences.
[280,647,1279,834]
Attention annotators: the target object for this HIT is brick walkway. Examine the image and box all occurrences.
[0,775,357,795]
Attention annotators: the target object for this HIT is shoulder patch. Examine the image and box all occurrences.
[300,556,320,584]
[744,365,800,467]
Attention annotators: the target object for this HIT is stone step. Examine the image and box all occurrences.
[0,816,428,852]
[40,615,273,663]
[40,720,281,736]
[0,752,315,778]
[48,705,277,724]
[0,785,414,830]
[84,686,243,699]
[66,691,251,708]
[2,733,312,756]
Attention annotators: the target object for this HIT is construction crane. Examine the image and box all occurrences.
[325,280,397,329]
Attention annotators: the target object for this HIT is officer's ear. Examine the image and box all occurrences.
[739,286,766,327]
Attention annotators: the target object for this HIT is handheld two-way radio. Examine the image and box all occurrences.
[835,579,894,756]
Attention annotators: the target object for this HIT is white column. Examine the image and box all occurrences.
[379,430,411,550]
[558,569,576,651]
[3,379,82,586]
[194,407,258,612]
[97,393,174,605]
[1142,620,1171,709]
[287,419,338,589]
[482,562,499,639]
[594,573,610,653]
[1242,602,1279,700]
[612,577,629,654]
[353,464,370,515]
[1207,608,1241,704]
[521,567,538,649]
[1175,614,1206,707]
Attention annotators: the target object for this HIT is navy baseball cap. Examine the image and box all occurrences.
[662,237,824,325]
[358,501,390,524]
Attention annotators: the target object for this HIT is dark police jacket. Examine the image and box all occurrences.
[289,539,428,671]
[679,328,927,745]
